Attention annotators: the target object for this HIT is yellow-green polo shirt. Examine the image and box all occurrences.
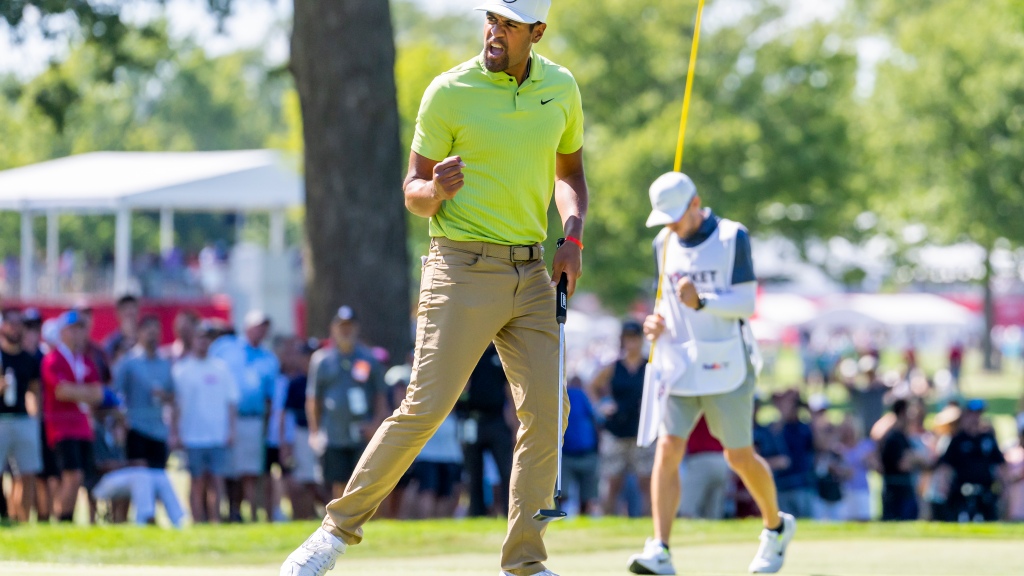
[411,51,585,246]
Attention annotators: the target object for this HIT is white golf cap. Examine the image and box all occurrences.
[645,172,698,227]
[475,0,550,24]
[243,309,271,329]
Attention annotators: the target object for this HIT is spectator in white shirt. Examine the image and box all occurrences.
[171,321,239,524]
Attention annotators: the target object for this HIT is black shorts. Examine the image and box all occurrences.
[126,429,169,469]
[411,461,462,498]
[395,468,415,490]
[264,446,294,475]
[54,439,96,477]
[39,425,60,479]
[322,446,365,487]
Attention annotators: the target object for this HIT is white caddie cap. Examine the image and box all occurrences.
[645,172,698,227]
[475,0,550,24]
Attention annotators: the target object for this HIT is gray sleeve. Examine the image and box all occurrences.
[306,353,323,400]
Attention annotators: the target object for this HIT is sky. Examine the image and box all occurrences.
[0,0,849,78]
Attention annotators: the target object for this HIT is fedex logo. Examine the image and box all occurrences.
[702,362,729,370]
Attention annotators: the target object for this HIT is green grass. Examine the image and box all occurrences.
[2,518,1024,567]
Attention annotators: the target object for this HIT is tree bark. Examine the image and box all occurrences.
[291,0,411,361]
[981,245,996,371]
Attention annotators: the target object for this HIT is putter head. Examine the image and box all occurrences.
[533,509,567,522]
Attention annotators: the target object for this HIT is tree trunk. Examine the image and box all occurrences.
[981,245,996,371]
[291,0,411,361]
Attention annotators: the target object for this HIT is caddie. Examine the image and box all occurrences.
[629,172,795,575]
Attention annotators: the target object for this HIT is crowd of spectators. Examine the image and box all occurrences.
[1,305,1022,527]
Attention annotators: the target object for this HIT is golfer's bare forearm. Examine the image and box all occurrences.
[404,177,444,218]
[555,149,588,239]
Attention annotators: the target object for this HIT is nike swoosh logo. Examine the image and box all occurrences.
[541,98,554,105]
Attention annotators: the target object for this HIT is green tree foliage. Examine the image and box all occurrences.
[864,0,1024,248]
[862,0,1024,367]
[545,0,864,307]
[0,24,289,261]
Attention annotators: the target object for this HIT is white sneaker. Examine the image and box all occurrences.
[628,538,675,575]
[748,512,796,573]
[281,527,347,576]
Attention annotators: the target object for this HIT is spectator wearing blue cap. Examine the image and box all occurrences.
[937,399,1005,521]
[306,306,388,500]
[40,310,106,522]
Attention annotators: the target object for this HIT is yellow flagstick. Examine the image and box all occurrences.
[673,0,707,173]
[649,0,706,365]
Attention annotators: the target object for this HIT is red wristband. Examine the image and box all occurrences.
[565,235,584,250]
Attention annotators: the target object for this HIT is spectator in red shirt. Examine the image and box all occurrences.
[41,310,105,522]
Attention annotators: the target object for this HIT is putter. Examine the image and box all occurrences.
[534,246,569,523]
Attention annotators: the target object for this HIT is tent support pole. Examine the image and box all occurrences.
[46,210,59,295]
[270,210,286,255]
[114,207,132,296]
[159,208,174,254]
[20,211,34,298]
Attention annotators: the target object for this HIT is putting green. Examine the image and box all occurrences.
[3,537,1023,575]
[3,519,1024,575]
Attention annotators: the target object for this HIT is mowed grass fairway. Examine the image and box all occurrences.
[1,519,1023,575]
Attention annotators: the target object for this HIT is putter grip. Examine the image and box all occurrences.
[555,238,568,325]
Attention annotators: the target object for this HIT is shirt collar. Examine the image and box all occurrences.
[678,209,718,247]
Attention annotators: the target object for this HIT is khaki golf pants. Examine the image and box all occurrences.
[323,238,565,576]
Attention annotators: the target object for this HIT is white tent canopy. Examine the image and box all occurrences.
[803,293,979,329]
[0,150,303,296]
[755,292,820,327]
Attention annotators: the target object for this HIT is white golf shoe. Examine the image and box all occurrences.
[748,512,796,573]
[280,527,347,576]
[627,538,675,575]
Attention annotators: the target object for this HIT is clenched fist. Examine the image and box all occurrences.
[432,156,466,201]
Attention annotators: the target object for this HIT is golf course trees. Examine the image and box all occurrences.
[0,25,291,263]
[291,0,410,359]
[2,0,413,360]
[547,0,864,308]
[863,0,1024,368]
